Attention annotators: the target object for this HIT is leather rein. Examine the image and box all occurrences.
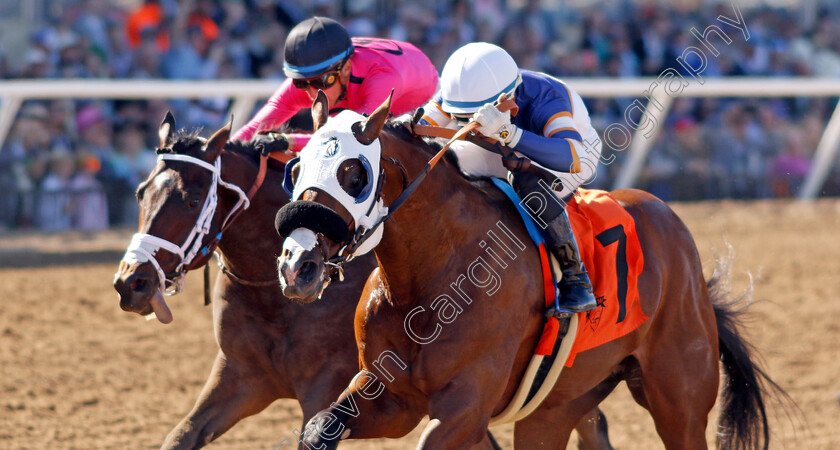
[324,97,521,278]
[161,148,276,304]
[201,151,281,296]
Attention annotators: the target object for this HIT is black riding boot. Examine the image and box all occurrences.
[543,209,598,313]
[510,171,597,314]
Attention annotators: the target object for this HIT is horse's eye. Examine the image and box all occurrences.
[188,195,202,209]
[337,159,368,198]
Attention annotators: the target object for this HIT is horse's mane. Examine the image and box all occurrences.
[383,121,508,202]
[158,128,285,172]
[225,138,288,172]
[158,123,504,199]
[155,130,205,156]
[224,139,259,159]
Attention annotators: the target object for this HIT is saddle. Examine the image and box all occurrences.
[488,183,649,425]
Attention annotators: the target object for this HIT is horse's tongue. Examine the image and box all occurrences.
[149,291,173,324]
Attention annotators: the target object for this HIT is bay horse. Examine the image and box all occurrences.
[276,93,783,449]
[112,114,371,448]
[112,113,611,449]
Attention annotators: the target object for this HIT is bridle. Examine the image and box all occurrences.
[122,148,269,296]
[321,99,518,280]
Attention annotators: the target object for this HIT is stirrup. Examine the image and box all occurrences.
[545,305,574,319]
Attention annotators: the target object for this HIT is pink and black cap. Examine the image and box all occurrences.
[283,17,354,80]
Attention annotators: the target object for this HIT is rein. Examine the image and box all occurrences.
[326,98,518,272]
[216,252,278,287]
[191,152,269,263]
[122,148,270,300]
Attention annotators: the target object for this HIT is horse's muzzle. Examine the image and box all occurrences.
[277,247,327,303]
[114,267,154,312]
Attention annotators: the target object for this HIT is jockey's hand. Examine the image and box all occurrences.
[253,132,289,155]
[473,104,522,147]
[393,109,423,136]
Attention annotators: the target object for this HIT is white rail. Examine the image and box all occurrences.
[1,78,838,199]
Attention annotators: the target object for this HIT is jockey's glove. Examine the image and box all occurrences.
[253,132,290,155]
[393,109,423,136]
[473,103,523,148]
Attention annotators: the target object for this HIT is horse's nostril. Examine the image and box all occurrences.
[297,261,318,284]
[130,277,149,294]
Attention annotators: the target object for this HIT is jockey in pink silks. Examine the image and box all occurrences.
[232,16,438,156]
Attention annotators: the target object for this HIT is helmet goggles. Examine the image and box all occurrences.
[292,64,343,90]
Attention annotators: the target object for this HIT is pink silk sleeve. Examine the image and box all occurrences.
[286,132,311,153]
[232,78,313,141]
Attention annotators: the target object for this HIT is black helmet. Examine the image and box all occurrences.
[283,17,354,79]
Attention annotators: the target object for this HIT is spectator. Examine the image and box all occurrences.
[162,11,222,79]
[45,99,76,153]
[21,48,51,78]
[127,28,164,78]
[4,0,840,232]
[69,153,109,231]
[37,148,75,232]
[76,104,133,225]
[55,32,88,78]
[105,19,134,78]
[710,104,773,199]
[125,0,170,51]
[74,0,114,58]
[1,104,52,226]
[771,129,812,197]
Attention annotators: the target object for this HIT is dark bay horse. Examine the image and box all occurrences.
[112,114,373,448]
[112,114,610,449]
[276,94,783,449]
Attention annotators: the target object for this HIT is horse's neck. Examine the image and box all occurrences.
[374,134,505,305]
[217,154,286,283]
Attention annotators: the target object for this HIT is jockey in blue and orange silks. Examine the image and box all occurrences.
[419,42,602,314]
[233,16,438,153]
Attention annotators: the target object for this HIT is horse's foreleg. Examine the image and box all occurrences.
[300,371,424,449]
[161,350,277,449]
[414,374,503,450]
[574,408,613,450]
[413,419,497,450]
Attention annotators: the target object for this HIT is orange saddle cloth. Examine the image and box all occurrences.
[562,189,648,367]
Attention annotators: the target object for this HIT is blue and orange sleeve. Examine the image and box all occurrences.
[512,93,586,173]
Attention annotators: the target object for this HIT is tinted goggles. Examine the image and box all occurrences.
[292,69,340,90]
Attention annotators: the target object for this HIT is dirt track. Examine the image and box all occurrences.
[1,199,839,449]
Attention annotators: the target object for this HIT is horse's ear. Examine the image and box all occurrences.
[159,111,175,148]
[355,90,393,145]
[312,90,329,132]
[205,119,231,158]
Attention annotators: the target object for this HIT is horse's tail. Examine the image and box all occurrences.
[707,251,788,450]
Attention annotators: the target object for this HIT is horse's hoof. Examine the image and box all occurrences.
[302,412,343,449]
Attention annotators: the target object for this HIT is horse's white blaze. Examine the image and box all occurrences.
[279,228,319,287]
[153,170,172,191]
[291,110,388,257]
[284,228,318,252]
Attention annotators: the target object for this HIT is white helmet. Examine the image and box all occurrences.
[439,42,522,115]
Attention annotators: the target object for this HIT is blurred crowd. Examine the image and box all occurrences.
[1,0,840,231]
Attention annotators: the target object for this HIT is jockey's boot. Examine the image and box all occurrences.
[542,209,597,314]
[509,170,597,315]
